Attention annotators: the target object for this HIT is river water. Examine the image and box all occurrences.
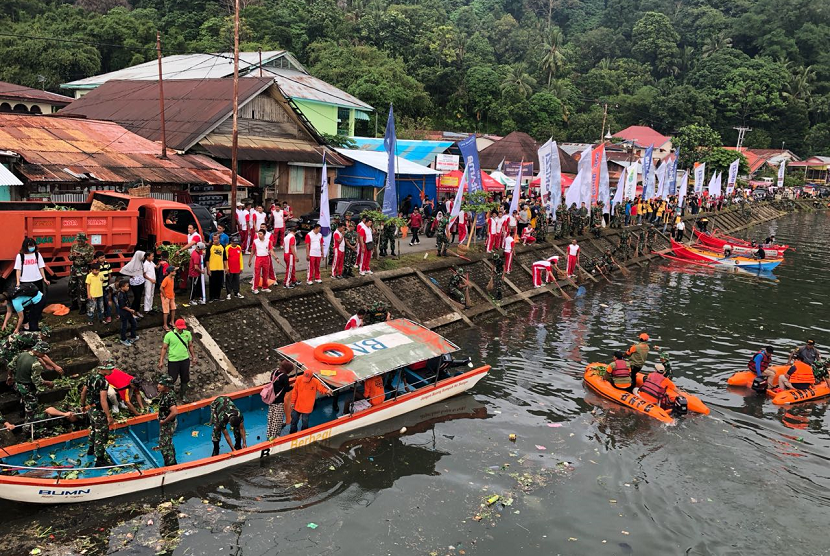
[4,211,830,556]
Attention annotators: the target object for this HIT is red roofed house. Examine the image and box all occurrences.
[612,125,673,162]
[724,147,800,177]
[0,113,249,202]
[0,81,73,115]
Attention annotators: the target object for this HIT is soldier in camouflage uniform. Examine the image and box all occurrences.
[83,363,114,465]
[436,215,449,257]
[567,203,579,236]
[68,233,95,311]
[365,301,391,325]
[618,230,631,261]
[555,204,567,238]
[156,375,178,466]
[612,202,624,228]
[536,202,548,241]
[343,219,358,278]
[210,395,245,455]
[9,341,54,431]
[577,202,589,235]
[636,231,646,257]
[379,218,397,257]
[448,267,468,308]
[491,251,504,301]
[601,249,618,272]
[645,224,657,254]
[591,202,603,229]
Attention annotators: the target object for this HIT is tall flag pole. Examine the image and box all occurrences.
[777,159,787,188]
[508,159,524,216]
[382,104,398,218]
[727,158,740,196]
[599,148,610,213]
[641,144,654,199]
[319,152,332,257]
[693,162,706,194]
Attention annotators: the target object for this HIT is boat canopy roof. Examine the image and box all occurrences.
[277,319,459,389]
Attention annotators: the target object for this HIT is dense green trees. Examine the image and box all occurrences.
[1,0,829,156]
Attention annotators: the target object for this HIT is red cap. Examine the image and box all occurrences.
[175,318,186,329]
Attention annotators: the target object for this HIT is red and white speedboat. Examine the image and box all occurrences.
[692,228,788,257]
[0,320,489,504]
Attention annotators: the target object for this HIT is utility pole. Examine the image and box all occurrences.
[156,32,167,160]
[258,48,262,77]
[230,0,240,233]
[733,126,751,150]
[599,102,608,144]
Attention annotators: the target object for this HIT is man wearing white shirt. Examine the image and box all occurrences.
[503,233,515,274]
[486,209,501,253]
[271,204,285,251]
[305,224,324,284]
[566,239,580,277]
[252,206,267,234]
[247,229,276,294]
[357,217,374,275]
[235,202,248,253]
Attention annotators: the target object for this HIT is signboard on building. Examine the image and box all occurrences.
[435,154,460,173]
[504,161,534,177]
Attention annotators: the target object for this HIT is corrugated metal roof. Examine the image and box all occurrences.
[198,135,349,166]
[0,81,73,105]
[61,51,373,111]
[0,113,249,186]
[335,149,440,175]
[349,137,453,166]
[0,163,23,186]
[59,78,275,152]
[612,126,671,148]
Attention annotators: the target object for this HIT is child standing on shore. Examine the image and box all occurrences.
[85,263,106,325]
[160,267,177,332]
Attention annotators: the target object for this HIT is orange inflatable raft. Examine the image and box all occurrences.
[584,363,673,424]
[634,373,710,415]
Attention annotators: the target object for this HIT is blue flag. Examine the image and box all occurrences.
[667,148,679,196]
[458,134,486,228]
[382,104,398,218]
[641,145,654,199]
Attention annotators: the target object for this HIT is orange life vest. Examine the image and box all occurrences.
[788,361,815,385]
[608,359,631,386]
[639,373,669,405]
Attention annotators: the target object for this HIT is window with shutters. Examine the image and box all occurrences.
[288,166,305,194]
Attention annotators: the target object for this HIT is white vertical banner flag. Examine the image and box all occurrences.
[550,141,561,217]
[612,166,625,207]
[537,139,552,213]
[449,166,468,225]
[777,160,786,188]
[319,153,332,257]
[599,148,611,213]
[678,170,689,207]
[624,162,638,200]
[694,162,706,194]
[565,165,586,208]
[709,171,722,197]
[655,161,668,200]
[578,145,592,206]
[647,160,656,199]
[508,163,524,216]
[707,171,718,195]
[727,158,740,188]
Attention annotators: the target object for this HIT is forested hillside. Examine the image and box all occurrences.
[2,0,829,154]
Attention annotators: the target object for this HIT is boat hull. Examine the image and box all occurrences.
[0,366,489,504]
[692,229,787,257]
[583,363,674,424]
[670,239,782,271]
[771,383,830,405]
[634,373,709,415]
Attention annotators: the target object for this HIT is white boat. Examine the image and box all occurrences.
[0,319,489,504]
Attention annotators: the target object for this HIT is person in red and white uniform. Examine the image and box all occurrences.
[503,232,515,274]
[248,228,276,294]
[498,208,510,249]
[520,226,536,245]
[531,256,559,288]
[282,201,292,220]
[357,217,374,275]
[283,226,298,288]
[235,202,248,254]
[331,221,345,279]
[566,239,580,277]
[345,309,365,330]
[305,223,324,284]
[486,209,501,253]
[457,210,468,244]
[252,206,267,235]
[271,204,285,252]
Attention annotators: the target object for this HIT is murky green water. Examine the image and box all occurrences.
[3,212,830,556]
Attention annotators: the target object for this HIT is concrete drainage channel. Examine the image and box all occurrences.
[0,201,817,434]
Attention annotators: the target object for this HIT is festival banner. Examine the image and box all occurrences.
[508,162,524,216]
[599,148,610,214]
[655,160,668,200]
[382,104,398,218]
[550,140,562,219]
[667,150,679,196]
[694,162,706,194]
[709,171,722,197]
[449,166,467,226]
[537,139,553,209]
[578,145,592,206]
[623,162,638,200]
[641,145,654,199]
[777,160,786,188]
[458,134,482,194]
[678,170,689,207]
[727,158,740,188]
[590,144,605,202]
[319,152,332,257]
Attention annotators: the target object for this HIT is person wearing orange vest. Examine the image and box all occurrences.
[361,375,385,407]
[604,351,632,390]
[625,333,650,392]
[637,364,672,408]
[777,360,816,392]
[288,369,332,433]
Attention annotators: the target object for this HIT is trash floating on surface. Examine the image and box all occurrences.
[547,423,563,428]
[508,433,516,441]
[307,523,318,530]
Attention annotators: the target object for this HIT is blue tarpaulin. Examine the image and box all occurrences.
[335,149,439,207]
[350,137,454,167]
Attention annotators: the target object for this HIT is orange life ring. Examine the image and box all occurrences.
[313,343,354,365]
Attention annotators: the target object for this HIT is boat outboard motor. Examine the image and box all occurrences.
[751,376,769,395]
[438,354,473,378]
[671,396,688,417]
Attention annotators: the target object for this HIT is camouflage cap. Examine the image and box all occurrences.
[455,266,465,275]
[158,375,174,388]
[75,232,87,241]
[31,341,50,354]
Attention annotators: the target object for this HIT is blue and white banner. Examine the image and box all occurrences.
[537,139,553,211]
[641,145,654,199]
[678,170,689,207]
[508,162,524,216]
[668,150,679,196]
[449,165,467,226]
[624,162,638,200]
[777,160,786,188]
[694,162,706,194]
[458,135,482,194]
[550,140,562,218]
[655,160,668,200]
[382,104,398,218]
[319,152,332,257]
[599,148,610,214]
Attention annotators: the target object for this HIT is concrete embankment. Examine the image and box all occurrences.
[0,200,820,440]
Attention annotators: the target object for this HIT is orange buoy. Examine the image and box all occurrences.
[313,343,354,365]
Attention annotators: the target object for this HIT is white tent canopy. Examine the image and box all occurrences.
[335,149,440,175]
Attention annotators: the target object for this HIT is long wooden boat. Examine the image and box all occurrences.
[670,239,783,271]
[692,228,788,257]
[0,320,489,504]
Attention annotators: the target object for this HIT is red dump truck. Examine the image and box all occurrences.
[0,191,208,282]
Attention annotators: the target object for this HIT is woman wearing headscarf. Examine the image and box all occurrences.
[119,251,146,317]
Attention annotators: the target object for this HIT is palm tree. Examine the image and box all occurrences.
[540,28,565,86]
[501,64,537,99]
[702,32,732,58]
[597,57,612,71]
[786,65,816,102]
